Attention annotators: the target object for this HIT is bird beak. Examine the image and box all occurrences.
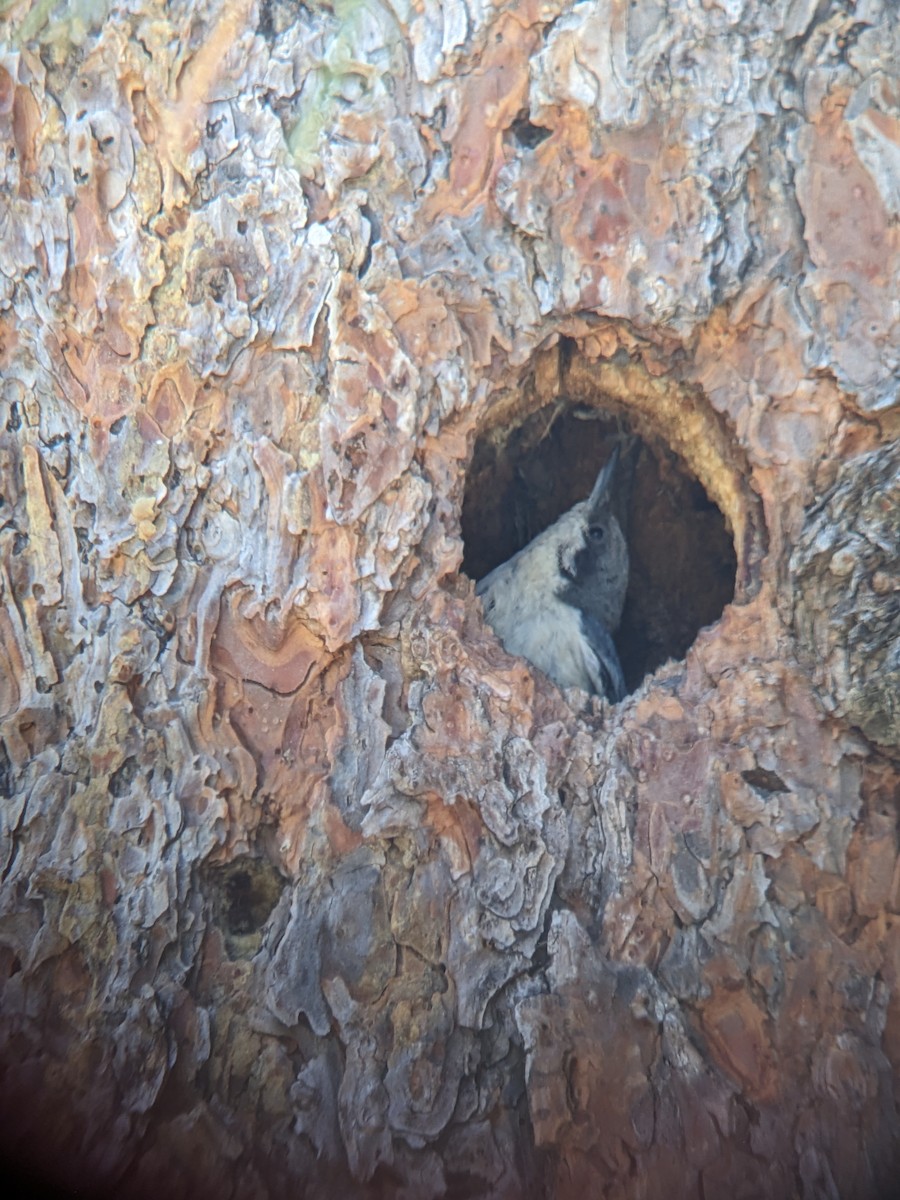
[587,444,620,514]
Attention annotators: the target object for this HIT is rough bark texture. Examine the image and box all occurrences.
[1,1,899,1198]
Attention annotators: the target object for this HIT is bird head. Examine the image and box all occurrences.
[556,445,629,632]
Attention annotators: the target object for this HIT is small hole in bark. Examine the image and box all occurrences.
[509,112,551,148]
[108,756,139,798]
[462,375,738,695]
[205,856,284,958]
[742,767,789,795]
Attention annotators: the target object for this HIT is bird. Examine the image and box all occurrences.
[476,447,628,701]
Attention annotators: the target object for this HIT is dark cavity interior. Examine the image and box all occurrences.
[461,402,737,693]
[203,856,284,959]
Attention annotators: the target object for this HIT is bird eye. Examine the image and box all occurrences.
[588,526,605,541]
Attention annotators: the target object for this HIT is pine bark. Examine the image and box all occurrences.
[1,2,899,1198]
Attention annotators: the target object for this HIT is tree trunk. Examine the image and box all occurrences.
[1,2,899,1198]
